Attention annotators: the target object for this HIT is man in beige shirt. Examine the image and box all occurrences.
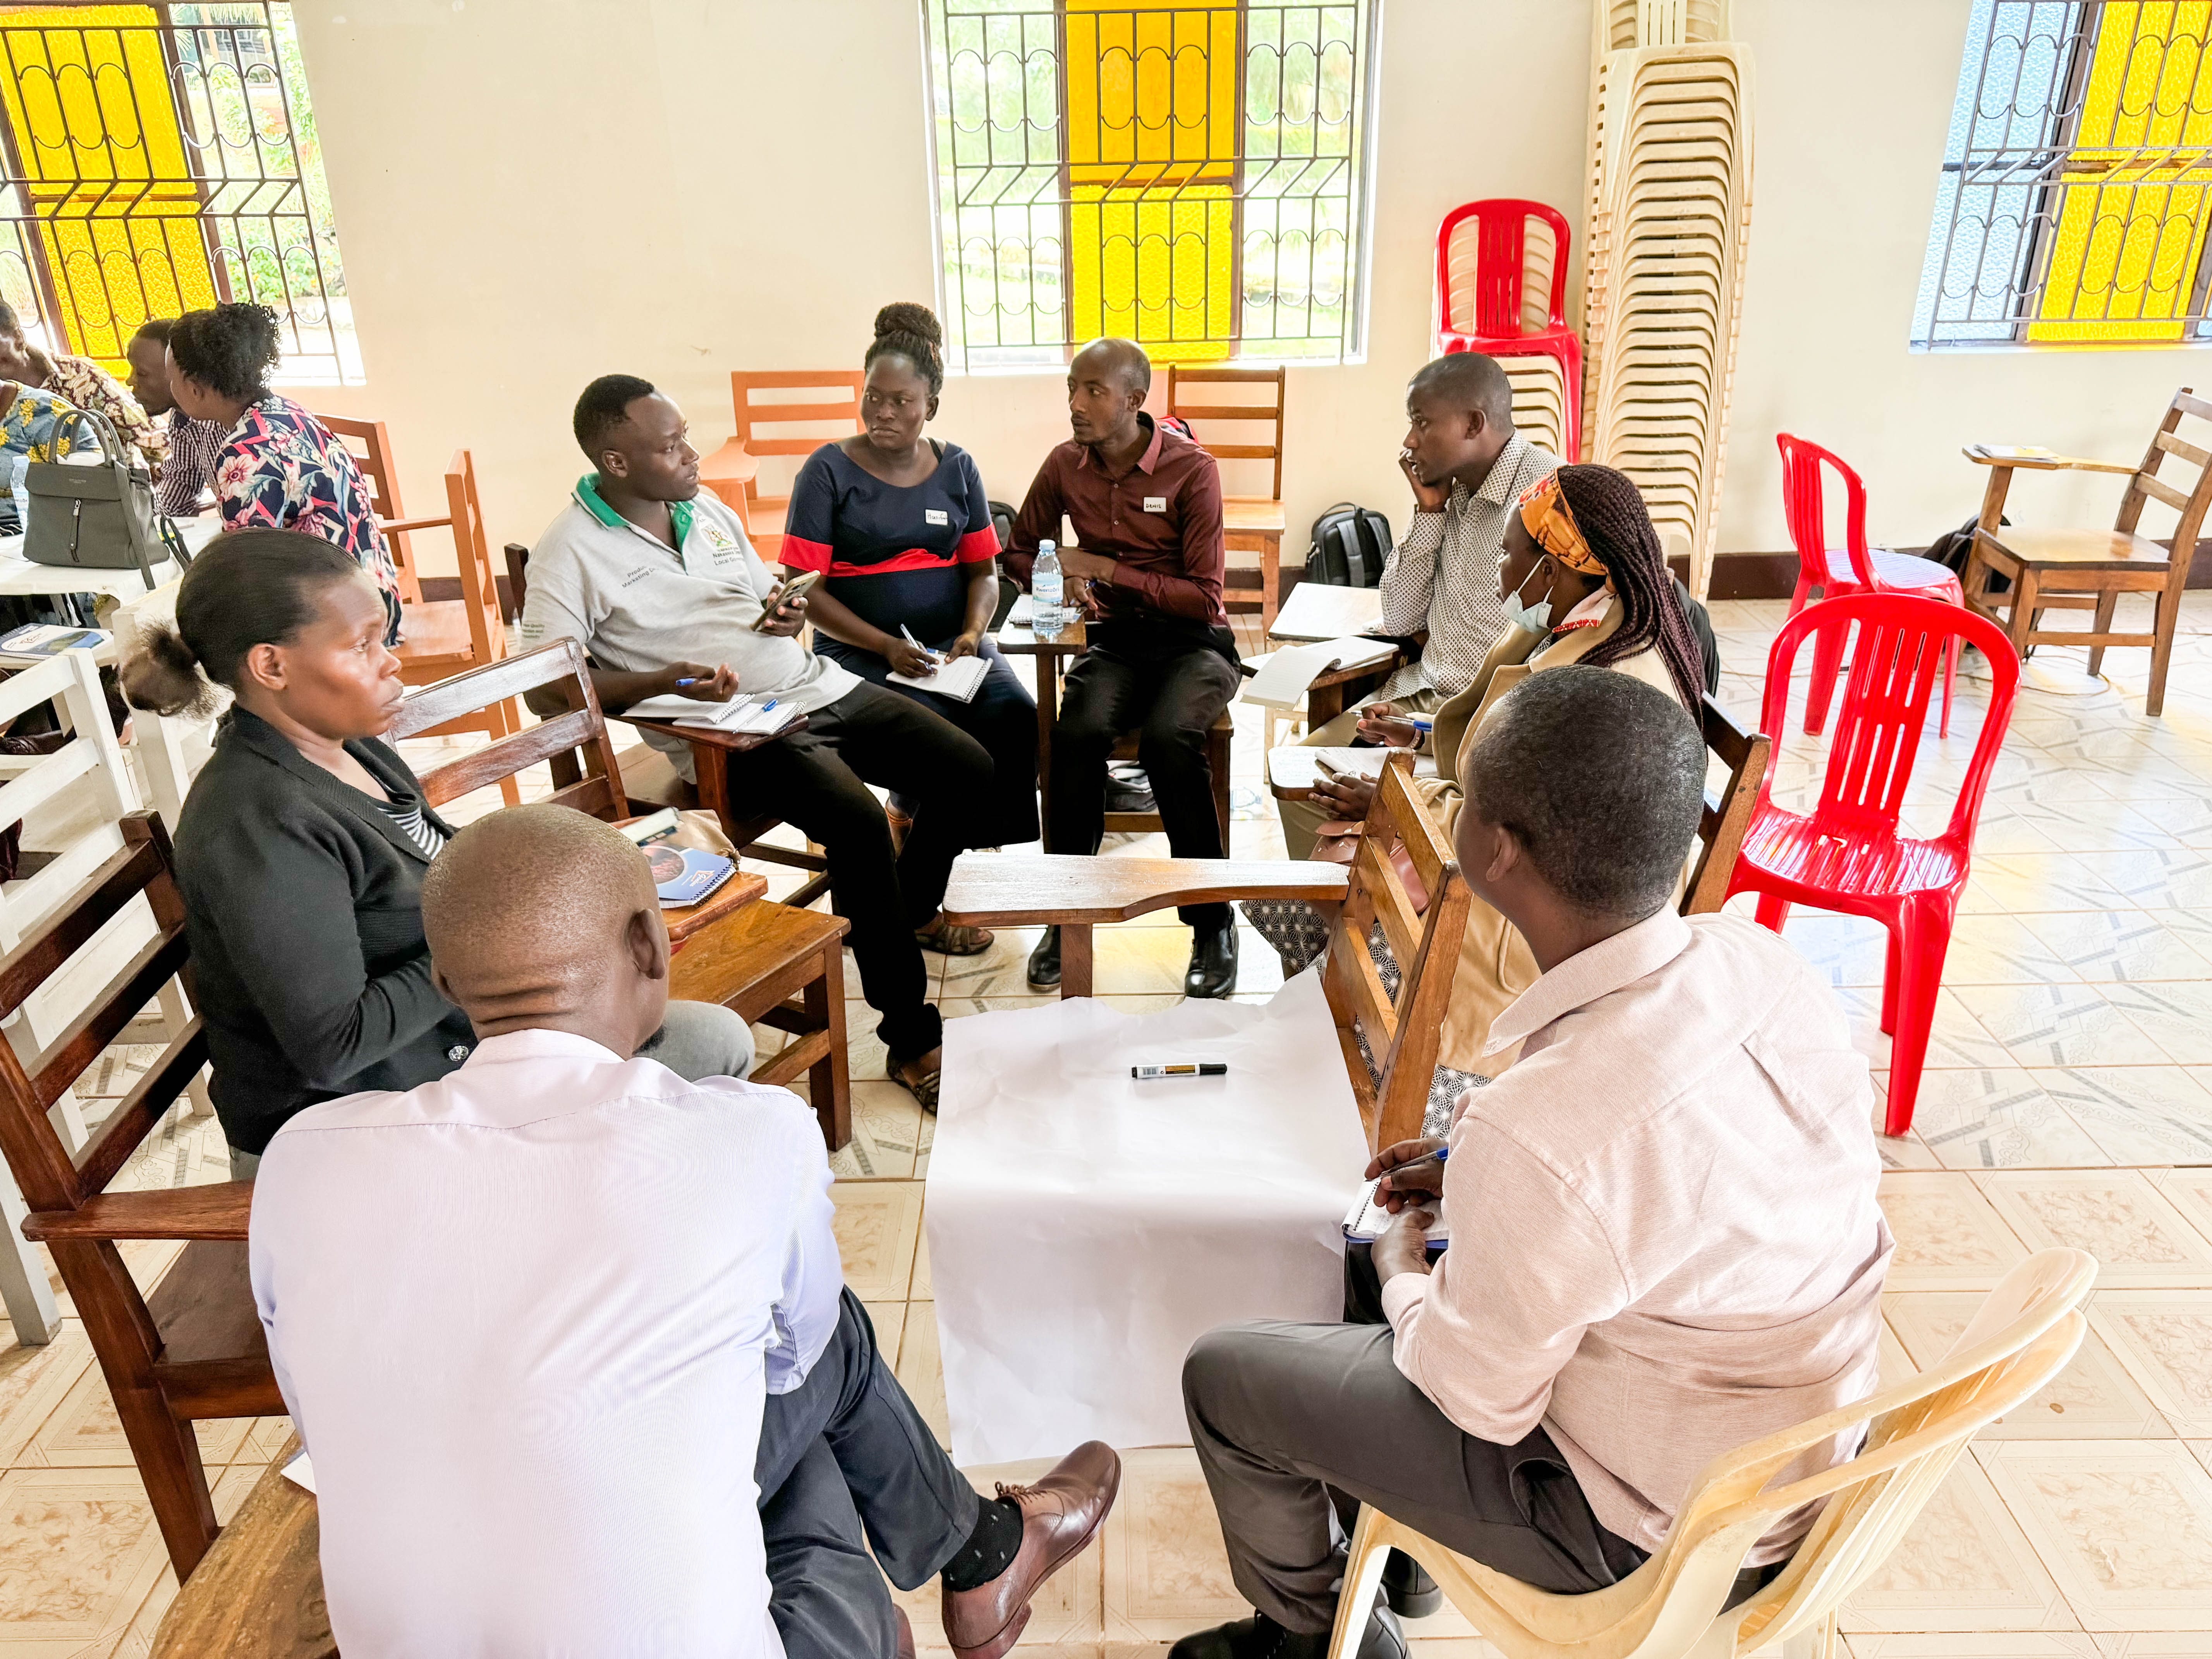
[1175,668,1893,1659]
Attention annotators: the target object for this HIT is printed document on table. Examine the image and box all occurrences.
[1241,635,1398,709]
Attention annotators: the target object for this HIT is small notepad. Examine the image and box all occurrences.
[1342,1177,1451,1246]
[887,654,991,703]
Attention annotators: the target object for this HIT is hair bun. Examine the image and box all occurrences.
[873,302,942,347]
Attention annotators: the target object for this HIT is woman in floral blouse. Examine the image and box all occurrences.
[166,303,402,642]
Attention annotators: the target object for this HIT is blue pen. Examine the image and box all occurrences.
[760,699,779,713]
[1386,1143,1450,1187]
[1407,715,1434,734]
[900,623,941,665]
[673,677,702,687]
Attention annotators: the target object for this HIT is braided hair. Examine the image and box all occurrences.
[1550,464,1705,714]
[866,301,944,398]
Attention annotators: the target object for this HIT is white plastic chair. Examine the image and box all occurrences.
[1327,1248,2096,1659]
[0,650,210,1344]
[110,576,225,836]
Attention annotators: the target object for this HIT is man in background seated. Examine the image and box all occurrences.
[521,374,995,1112]
[1276,353,1558,860]
[1176,669,1892,1659]
[251,805,1120,1659]
[126,318,225,516]
[1003,338,1243,997]
[0,301,164,474]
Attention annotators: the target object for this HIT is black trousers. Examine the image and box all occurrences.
[756,1290,980,1659]
[818,634,1040,847]
[717,683,992,1061]
[1051,622,1241,927]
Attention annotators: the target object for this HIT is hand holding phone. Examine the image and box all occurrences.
[752,569,821,633]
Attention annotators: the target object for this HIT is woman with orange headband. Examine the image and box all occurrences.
[1252,464,1712,1091]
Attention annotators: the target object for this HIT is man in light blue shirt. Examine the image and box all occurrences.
[251,805,1119,1659]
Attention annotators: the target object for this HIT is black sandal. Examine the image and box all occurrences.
[889,1055,943,1115]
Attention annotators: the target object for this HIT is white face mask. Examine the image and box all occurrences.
[1501,560,1552,633]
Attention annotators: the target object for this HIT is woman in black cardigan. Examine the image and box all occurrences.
[123,530,756,1174]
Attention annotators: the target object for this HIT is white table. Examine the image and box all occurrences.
[1268,581,1384,643]
[0,514,220,599]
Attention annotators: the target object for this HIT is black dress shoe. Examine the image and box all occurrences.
[1027,926,1061,989]
[1380,1551,1441,1619]
[1184,917,1238,999]
[1166,1606,1403,1659]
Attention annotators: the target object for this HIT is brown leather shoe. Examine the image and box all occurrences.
[941,1440,1121,1659]
[895,1604,916,1659]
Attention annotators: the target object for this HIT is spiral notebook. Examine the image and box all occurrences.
[886,654,990,702]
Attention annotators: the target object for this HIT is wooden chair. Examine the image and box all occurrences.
[1163,363,1289,626]
[1326,1248,2095,1659]
[388,450,521,801]
[0,650,209,1346]
[725,370,865,560]
[1962,388,2212,715]
[318,412,445,606]
[151,1436,333,1659]
[1101,713,1235,845]
[501,542,833,908]
[943,752,1470,1151]
[390,642,853,1149]
[4,813,278,1579]
[1684,694,1770,915]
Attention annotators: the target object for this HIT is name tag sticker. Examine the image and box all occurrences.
[1143,496,1168,514]
[925,508,950,526]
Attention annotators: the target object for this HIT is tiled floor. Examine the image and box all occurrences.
[5,599,2212,1653]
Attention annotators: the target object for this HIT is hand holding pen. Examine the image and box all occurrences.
[1365,1135,1449,1214]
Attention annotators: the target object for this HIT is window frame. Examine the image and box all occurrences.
[917,0,1385,374]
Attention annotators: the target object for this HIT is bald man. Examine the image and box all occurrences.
[1003,338,1243,997]
[1273,353,1559,861]
[249,806,1120,1659]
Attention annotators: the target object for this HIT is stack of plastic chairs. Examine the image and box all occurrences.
[1582,0,1752,598]
[1434,199,1581,462]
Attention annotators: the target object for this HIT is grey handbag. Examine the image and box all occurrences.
[21,405,190,591]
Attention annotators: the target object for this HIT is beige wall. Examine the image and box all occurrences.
[293,0,2200,581]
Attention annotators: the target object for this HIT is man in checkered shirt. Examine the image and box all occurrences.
[127,319,227,517]
[1276,353,1558,859]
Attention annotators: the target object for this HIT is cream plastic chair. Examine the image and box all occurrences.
[1326,1249,2095,1659]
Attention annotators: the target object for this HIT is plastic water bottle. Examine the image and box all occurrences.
[1032,538,1064,632]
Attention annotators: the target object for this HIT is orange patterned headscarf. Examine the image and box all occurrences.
[1516,474,1606,577]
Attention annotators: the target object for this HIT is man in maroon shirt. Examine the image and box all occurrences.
[1003,339,1242,997]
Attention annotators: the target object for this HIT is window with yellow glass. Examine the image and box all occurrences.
[921,1,1381,370]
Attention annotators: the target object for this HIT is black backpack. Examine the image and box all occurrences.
[1306,502,1392,587]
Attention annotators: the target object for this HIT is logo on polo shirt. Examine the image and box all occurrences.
[1143,495,1167,513]
[702,525,739,554]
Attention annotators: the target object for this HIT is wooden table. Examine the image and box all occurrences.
[939,851,1347,998]
[1257,585,1401,729]
[995,616,1089,851]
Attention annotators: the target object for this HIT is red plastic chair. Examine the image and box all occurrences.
[1779,432,1966,738]
[1435,199,1583,461]
[1724,594,2020,1137]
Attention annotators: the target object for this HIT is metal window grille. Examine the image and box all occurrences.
[1915,0,2212,350]
[0,2,358,381]
[920,1,1382,372]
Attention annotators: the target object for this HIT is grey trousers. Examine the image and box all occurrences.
[1183,1320,1646,1634]
[758,1290,981,1659]
[226,1000,760,1180]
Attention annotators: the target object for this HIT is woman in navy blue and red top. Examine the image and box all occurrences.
[781,303,1039,846]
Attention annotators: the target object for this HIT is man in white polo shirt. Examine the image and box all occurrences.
[520,375,996,1109]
